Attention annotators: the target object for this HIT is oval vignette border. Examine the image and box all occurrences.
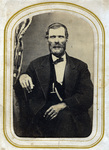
[3,2,105,149]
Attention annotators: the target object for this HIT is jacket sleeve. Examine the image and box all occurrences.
[25,62,46,115]
[64,63,93,111]
[26,62,36,84]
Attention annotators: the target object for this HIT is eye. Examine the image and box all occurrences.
[49,36,56,39]
[58,35,65,38]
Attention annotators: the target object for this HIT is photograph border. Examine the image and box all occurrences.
[3,2,105,148]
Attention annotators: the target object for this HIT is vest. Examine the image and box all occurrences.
[40,56,65,115]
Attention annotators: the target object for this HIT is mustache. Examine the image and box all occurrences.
[53,44,63,48]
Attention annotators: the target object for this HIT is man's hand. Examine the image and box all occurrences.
[19,74,34,93]
[44,103,67,120]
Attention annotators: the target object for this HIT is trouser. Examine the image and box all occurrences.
[37,107,77,137]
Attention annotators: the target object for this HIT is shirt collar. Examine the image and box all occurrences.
[52,53,66,62]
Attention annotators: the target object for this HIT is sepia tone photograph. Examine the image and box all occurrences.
[13,12,94,138]
[1,0,108,149]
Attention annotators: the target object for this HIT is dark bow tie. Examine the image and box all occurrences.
[53,57,64,65]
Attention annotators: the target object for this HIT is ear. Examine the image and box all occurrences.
[66,38,68,42]
[46,39,50,44]
[47,38,51,43]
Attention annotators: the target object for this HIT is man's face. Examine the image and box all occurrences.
[47,27,67,57]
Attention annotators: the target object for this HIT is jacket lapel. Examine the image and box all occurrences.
[64,55,78,98]
[34,55,51,99]
[34,54,78,99]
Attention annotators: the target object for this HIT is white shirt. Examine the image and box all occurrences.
[52,54,66,85]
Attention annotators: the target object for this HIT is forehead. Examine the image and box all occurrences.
[48,27,65,36]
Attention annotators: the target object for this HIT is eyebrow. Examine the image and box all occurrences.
[49,35,65,38]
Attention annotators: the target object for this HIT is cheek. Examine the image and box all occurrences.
[61,40,66,43]
[49,42,55,48]
[48,41,54,45]
[60,42,66,47]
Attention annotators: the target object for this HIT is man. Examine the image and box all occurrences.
[16,23,93,137]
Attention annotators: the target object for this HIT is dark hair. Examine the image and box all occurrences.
[45,23,69,39]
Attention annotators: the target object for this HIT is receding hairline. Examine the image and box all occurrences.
[45,23,69,39]
[48,26,66,33]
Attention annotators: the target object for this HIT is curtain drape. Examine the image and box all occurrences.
[13,17,32,85]
[13,18,32,136]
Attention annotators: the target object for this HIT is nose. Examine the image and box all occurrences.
[55,37,59,44]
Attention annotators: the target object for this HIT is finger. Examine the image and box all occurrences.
[22,80,30,93]
[27,81,32,92]
[25,80,32,93]
[21,81,30,93]
[21,81,27,88]
[44,109,52,119]
[44,107,53,116]
[50,112,57,118]
[50,114,57,120]
[29,78,34,89]
[48,109,55,116]
[24,84,30,93]
[45,110,55,119]
[28,80,32,91]
[20,82,25,88]
[25,81,32,93]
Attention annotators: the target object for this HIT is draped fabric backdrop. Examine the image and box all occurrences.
[13,18,32,135]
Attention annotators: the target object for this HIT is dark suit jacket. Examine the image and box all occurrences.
[14,54,93,137]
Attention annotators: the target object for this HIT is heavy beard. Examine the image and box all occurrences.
[49,43,66,57]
